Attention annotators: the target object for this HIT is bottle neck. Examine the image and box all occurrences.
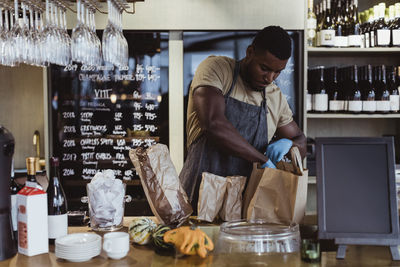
[27,174,37,183]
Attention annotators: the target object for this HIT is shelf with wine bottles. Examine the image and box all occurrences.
[308,47,400,53]
[307,113,400,118]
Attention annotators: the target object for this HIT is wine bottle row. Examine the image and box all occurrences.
[11,157,68,245]
[307,0,400,48]
[307,65,400,113]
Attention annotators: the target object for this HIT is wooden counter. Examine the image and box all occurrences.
[1,217,400,267]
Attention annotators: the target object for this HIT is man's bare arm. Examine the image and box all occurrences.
[274,121,307,159]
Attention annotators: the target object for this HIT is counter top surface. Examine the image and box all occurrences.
[1,217,400,267]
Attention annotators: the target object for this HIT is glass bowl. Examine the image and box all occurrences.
[215,220,300,254]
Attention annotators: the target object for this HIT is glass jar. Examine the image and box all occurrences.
[215,220,300,254]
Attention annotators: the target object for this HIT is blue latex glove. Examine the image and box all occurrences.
[261,159,276,169]
[265,138,293,165]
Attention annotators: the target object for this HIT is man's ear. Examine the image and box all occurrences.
[246,45,255,58]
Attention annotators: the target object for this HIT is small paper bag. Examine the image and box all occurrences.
[197,172,228,222]
[243,146,308,224]
[219,175,246,222]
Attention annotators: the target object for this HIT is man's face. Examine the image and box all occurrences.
[244,46,289,91]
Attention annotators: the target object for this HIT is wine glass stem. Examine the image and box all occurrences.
[0,8,3,30]
[46,0,50,25]
[14,0,18,22]
[29,7,33,31]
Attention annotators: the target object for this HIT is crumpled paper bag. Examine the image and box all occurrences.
[129,144,193,227]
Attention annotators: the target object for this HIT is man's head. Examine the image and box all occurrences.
[241,26,292,91]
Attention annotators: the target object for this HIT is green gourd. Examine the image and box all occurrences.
[128,218,157,245]
[152,225,173,250]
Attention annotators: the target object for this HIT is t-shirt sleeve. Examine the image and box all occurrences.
[190,56,230,94]
[277,91,294,128]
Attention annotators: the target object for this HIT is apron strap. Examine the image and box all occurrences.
[225,61,241,98]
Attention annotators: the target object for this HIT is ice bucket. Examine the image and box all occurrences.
[82,183,132,231]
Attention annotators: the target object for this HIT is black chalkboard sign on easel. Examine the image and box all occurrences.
[316,137,400,260]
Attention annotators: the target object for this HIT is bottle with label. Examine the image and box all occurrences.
[370,5,379,47]
[388,66,399,112]
[334,0,348,47]
[328,67,345,112]
[375,3,391,47]
[25,157,41,189]
[10,159,21,244]
[360,10,369,48]
[47,157,68,244]
[347,65,362,113]
[307,0,317,47]
[347,0,362,47]
[307,70,313,112]
[391,3,400,47]
[361,65,377,113]
[320,0,336,47]
[376,65,391,113]
[313,67,329,112]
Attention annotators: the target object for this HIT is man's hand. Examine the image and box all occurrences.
[265,138,293,165]
[260,159,276,169]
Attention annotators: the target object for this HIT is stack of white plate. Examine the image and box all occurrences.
[55,233,102,262]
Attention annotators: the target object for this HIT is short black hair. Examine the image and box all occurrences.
[252,26,292,60]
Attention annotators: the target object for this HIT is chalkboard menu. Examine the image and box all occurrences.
[49,32,169,214]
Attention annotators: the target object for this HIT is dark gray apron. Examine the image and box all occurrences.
[180,61,269,208]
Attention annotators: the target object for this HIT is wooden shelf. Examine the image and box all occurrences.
[307,47,400,54]
[307,113,400,119]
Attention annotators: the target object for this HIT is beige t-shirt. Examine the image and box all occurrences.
[186,56,293,148]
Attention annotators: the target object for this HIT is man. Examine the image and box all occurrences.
[180,26,306,208]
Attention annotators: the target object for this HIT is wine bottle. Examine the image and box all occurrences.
[307,70,313,112]
[391,3,400,47]
[361,65,377,113]
[25,157,41,189]
[320,0,336,47]
[359,10,367,48]
[370,5,379,47]
[10,159,21,244]
[388,66,399,112]
[334,0,348,47]
[375,3,391,47]
[376,65,391,113]
[307,0,317,47]
[397,65,400,88]
[348,0,362,47]
[348,65,362,113]
[328,67,345,112]
[313,67,328,112]
[47,157,68,244]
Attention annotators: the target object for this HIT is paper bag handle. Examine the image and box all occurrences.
[289,146,304,174]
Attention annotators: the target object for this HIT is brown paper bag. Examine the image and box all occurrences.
[219,175,247,222]
[129,144,193,227]
[197,172,228,222]
[243,146,308,224]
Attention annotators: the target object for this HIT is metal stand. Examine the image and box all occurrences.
[336,244,347,259]
[390,246,400,261]
[335,239,400,261]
